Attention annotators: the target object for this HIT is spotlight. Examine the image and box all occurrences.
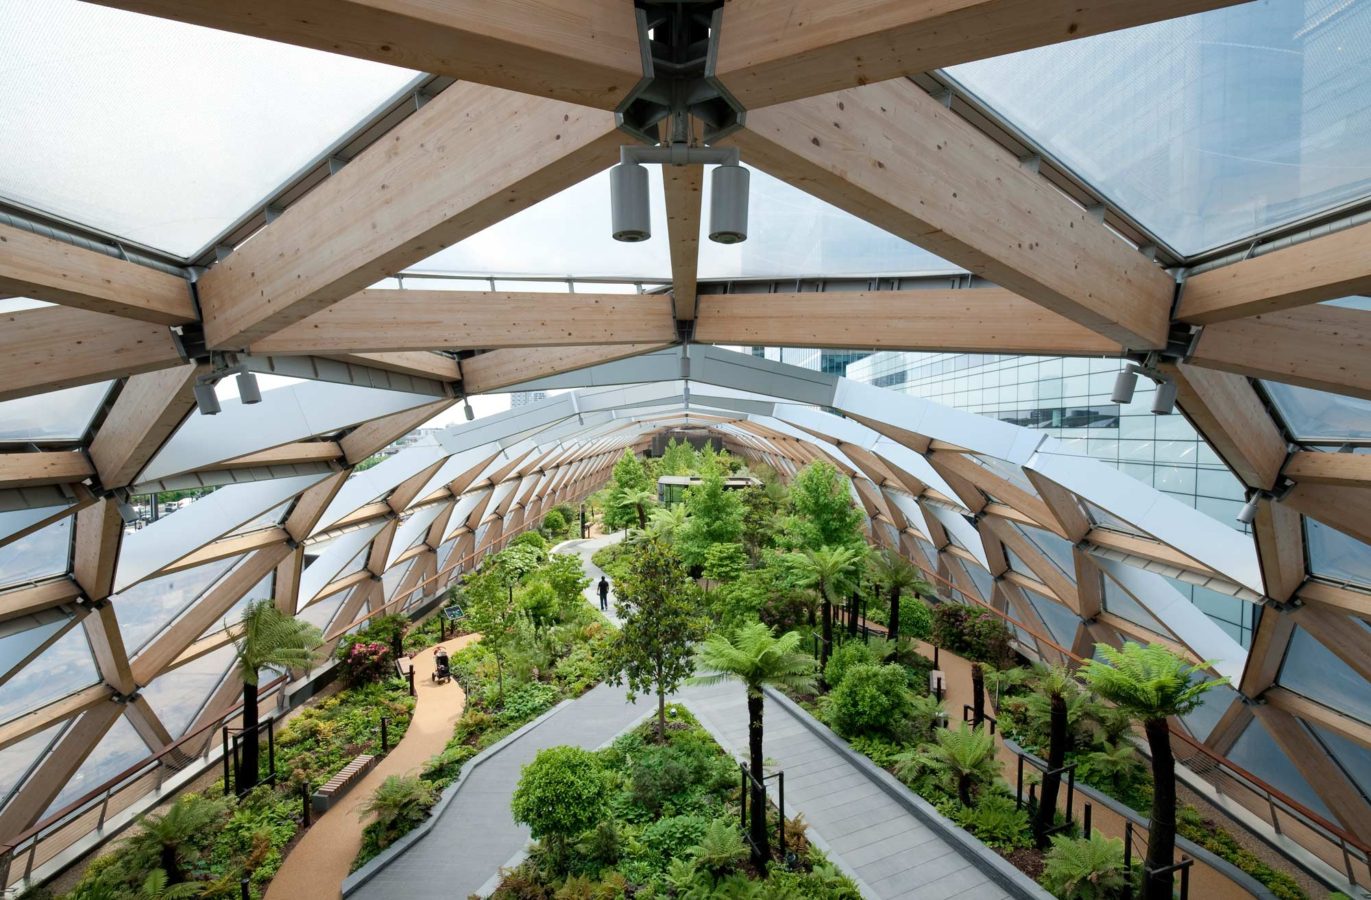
[463,400,475,421]
[709,163,749,244]
[679,349,691,380]
[1237,492,1262,526]
[1151,378,1178,415]
[193,381,221,416]
[236,370,262,405]
[1111,365,1140,404]
[610,161,651,242]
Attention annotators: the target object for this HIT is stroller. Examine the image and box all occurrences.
[432,651,452,684]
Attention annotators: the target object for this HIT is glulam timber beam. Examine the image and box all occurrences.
[0,702,124,838]
[460,343,673,394]
[1283,452,1371,488]
[0,452,94,489]
[1251,703,1371,837]
[0,223,194,325]
[86,0,641,110]
[217,442,344,470]
[339,401,456,465]
[1189,305,1371,401]
[0,305,183,403]
[1179,221,1371,324]
[88,364,203,490]
[732,79,1173,348]
[1160,362,1286,491]
[326,352,462,381]
[255,292,675,354]
[713,0,1246,109]
[694,290,1121,354]
[664,165,703,320]
[197,83,621,350]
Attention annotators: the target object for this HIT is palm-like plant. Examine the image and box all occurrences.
[359,775,438,845]
[867,549,920,641]
[1031,667,1078,848]
[1081,642,1225,900]
[693,623,817,870]
[132,794,226,884]
[646,504,689,539]
[233,600,322,792]
[793,545,858,669]
[619,487,657,531]
[896,722,1000,806]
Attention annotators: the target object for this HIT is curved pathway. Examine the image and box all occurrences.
[266,634,478,900]
[552,531,626,626]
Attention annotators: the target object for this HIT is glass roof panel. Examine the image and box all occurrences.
[297,588,349,632]
[0,724,61,809]
[1264,381,1371,442]
[1305,517,1371,587]
[0,1,418,256]
[1022,587,1080,648]
[0,609,70,681]
[141,643,235,737]
[46,714,148,816]
[0,624,96,724]
[115,555,240,653]
[0,516,71,591]
[211,569,275,636]
[1101,573,1172,637]
[1228,718,1333,820]
[1017,523,1076,575]
[0,382,112,443]
[1178,677,1238,742]
[1307,720,1371,800]
[945,1,1371,255]
[1278,624,1371,723]
[958,558,993,602]
[0,505,72,546]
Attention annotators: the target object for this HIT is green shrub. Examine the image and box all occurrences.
[822,663,913,738]
[822,639,875,689]
[357,776,437,855]
[513,531,550,553]
[952,794,1030,850]
[901,597,933,640]
[513,747,611,846]
[687,819,746,881]
[499,681,559,724]
[930,603,1013,667]
[542,508,570,539]
[1040,832,1131,900]
[639,814,711,858]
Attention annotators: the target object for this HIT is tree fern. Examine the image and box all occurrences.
[1040,832,1130,900]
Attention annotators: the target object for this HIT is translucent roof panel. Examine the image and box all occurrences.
[0,516,72,591]
[1278,624,1371,723]
[115,555,240,653]
[1305,518,1371,587]
[0,1,418,256]
[0,382,112,443]
[141,643,235,737]
[945,1,1371,255]
[0,625,96,724]
[46,714,148,816]
[1228,718,1333,821]
[406,168,670,279]
[699,166,962,279]
[1264,381,1371,442]
[0,609,70,681]
[0,724,61,809]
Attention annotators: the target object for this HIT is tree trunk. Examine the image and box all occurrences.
[240,676,260,792]
[495,654,505,706]
[1034,692,1067,849]
[847,590,859,637]
[888,585,901,640]
[971,664,985,728]
[656,661,667,740]
[1142,717,1177,900]
[636,503,647,530]
[160,844,182,884]
[819,587,833,670]
[957,773,972,807]
[746,689,770,871]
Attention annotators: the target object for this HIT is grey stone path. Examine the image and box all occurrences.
[349,683,651,900]
[553,531,626,626]
[679,681,1020,900]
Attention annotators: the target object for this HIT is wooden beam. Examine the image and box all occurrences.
[1296,605,1371,685]
[1189,305,1371,401]
[0,579,83,624]
[1161,362,1286,490]
[713,0,1245,109]
[1025,471,1091,542]
[72,499,124,602]
[1284,483,1371,546]
[1179,221,1371,325]
[197,84,620,349]
[696,289,1121,354]
[1239,603,1297,697]
[732,80,1173,348]
[325,352,461,381]
[87,0,640,110]
[1251,702,1371,838]
[0,222,194,324]
[217,442,343,470]
[0,452,93,489]
[254,292,675,354]
[0,684,110,751]
[284,470,349,543]
[81,602,135,694]
[1086,528,1221,580]
[1296,581,1370,619]
[88,363,202,490]
[664,165,703,320]
[1283,451,1371,488]
[1265,687,1371,750]
[0,702,123,839]
[162,528,288,577]
[339,401,455,464]
[0,305,183,403]
[461,342,673,394]
[1252,498,1305,604]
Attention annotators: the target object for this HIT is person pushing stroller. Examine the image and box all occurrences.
[432,645,451,683]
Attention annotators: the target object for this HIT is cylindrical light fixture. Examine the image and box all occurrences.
[193,381,221,416]
[709,163,749,244]
[1151,378,1178,415]
[237,370,262,405]
[464,400,475,421]
[610,161,651,242]
[1110,366,1139,404]
[1236,491,1262,525]
[679,348,691,380]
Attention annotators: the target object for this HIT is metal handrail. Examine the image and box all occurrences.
[905,557,1371,881]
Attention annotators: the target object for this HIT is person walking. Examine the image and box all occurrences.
[597,575,610,612]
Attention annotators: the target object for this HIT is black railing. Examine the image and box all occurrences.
[738,763,787,866]
[962,705,997,734]
[1124,821,1193,900]
[221,719,277,797]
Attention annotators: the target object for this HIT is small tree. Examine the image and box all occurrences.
[512,746,611,864]
[463,564,524,704]
[788,461,865,551]
[693,624,817,870]
[702,542,748,597]
[607,537,707,738]
[232,600,322,791]
[1032,667,1077,849]
[897,722,1000,807]
[868,549,921,641]
[1081,643,1225,900]
[793,545,860,669]
[604,450,653,531]
[677,471,745,570]
[131,794,227,884]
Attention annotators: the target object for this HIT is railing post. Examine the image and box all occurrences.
[241,874,251,900]
[1016,755,1024,808]
[301,781,311,827]
[1123,821,1133,900]
[1082,801,1092,837]
[381,716,390,752]
[1065,766,1075,827]
[1180,857,1190,900]
[777,772,785,860]
[739,764,748,831]
[407,664,416,698]
[222,727,231,796]
[96,790,110,831]
[267,720,276,785]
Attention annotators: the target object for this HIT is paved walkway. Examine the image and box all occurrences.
[680,681,1020,900]
[266,634,478,900]
[552,531,626,626]
[348,684,651,900]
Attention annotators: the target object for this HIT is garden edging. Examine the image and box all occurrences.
[763,686,1056,900]
[340,697,576,897]
[1000,738,1278,900]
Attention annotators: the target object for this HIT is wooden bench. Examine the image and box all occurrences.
[311,754,377,814]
